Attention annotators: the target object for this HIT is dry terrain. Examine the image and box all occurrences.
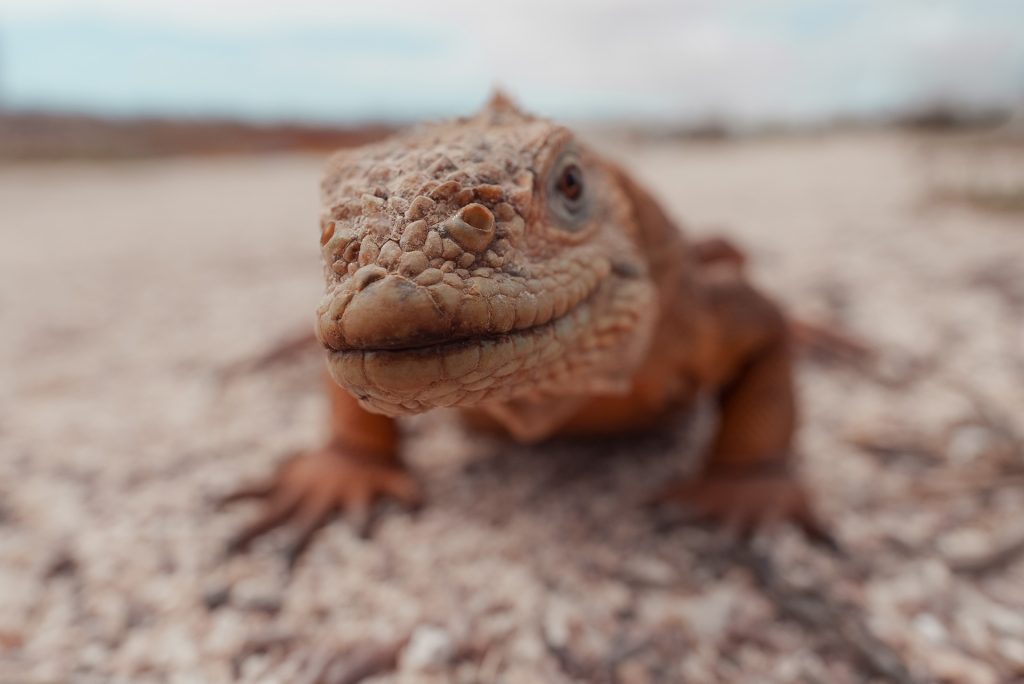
[2,131,1023,683]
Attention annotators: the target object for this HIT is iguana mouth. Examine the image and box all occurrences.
[325,272,655,416]
[318,256,610,355]
[332,271,604,354]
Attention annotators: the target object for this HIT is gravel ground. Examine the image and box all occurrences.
[2,131,1023,683]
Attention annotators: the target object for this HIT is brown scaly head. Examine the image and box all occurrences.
[316,94,661,416]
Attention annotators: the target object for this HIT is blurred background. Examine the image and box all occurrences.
[2,2,1024,683]
[3,0,1024,153]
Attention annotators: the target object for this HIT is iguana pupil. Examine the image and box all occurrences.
[558,163,584,203]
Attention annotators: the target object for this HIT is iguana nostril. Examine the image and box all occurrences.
[459,203,494,232]
[445,203,495,253]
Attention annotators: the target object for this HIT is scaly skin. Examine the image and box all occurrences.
[222,94,826,562]
[315,99,659,415]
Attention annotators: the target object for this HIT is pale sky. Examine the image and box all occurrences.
[3,0,1023,123]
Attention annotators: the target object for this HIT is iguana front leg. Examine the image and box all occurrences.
[654,273,825,538]
[220,377,420,565]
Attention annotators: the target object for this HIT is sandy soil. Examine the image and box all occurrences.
[2,132,1023,683]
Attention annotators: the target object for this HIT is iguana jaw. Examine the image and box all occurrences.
[325,271,657,416]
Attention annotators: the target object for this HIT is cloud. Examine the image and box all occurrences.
[3,0,1022,122]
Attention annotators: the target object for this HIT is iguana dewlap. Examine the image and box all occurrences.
[222,94,822,563]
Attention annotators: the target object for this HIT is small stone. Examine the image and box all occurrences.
[203,585,232,611]
[997,637,1024,670]
[0,630,24,650]
[938,528,990,564]
[914,613,947,643]
[678,586,737,642]
[617,660,652,684]
[948,423,1010,464]
[926,648,998,684]
[542,600,573,648]
[624,557,676,586]
[400,625,453,671]
[243,596,282,615]
[43,547,78,579]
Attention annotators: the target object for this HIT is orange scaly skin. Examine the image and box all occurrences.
[223,95,824,561]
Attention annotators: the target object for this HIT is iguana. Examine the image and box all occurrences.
[222,94,837,563]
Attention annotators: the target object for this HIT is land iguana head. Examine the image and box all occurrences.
[316,94,659,416]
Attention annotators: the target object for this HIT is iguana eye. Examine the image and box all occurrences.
[556,163,584,203]
[547,152,589,227]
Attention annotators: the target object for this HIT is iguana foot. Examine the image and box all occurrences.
[650,471,834,547]
[219,446,422,566]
